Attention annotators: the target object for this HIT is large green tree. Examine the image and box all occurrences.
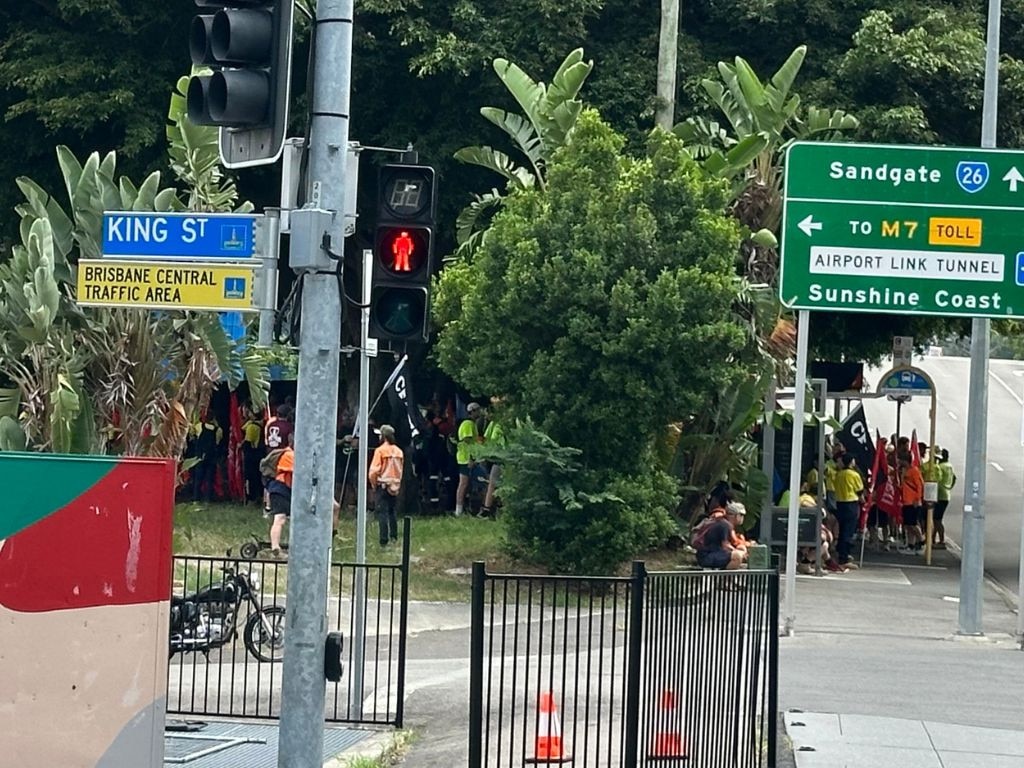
[434,110,750,471]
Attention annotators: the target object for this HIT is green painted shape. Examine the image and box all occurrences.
[0,453,118,539]
[781,142,1024,318]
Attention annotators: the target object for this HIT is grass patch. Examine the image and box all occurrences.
[173,502,691,602]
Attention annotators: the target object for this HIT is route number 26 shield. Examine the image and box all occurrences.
[956,161,989,193]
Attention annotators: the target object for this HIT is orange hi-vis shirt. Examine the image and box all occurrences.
[276,448,295,488]
[369,443,404,488]
[901,465,924,506]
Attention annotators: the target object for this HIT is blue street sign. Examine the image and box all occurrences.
[1016,252,1024,287]
[102,211,260,260]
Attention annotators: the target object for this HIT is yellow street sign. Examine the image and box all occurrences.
[928,217,982,247]
[76,260,258,312]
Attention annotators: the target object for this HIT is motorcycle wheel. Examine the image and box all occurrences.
[240,542,260,560]
[244,606,286,662]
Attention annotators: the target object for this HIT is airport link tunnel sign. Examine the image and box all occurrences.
[780,142,1024,319]
[102,211,260,260]
[76,260,258,312]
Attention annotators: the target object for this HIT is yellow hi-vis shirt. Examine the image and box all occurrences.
[833,468,863,503]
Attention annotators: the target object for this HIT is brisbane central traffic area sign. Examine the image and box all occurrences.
[780,142,1024,318]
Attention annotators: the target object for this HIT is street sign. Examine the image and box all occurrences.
[878,368,932,397]
[76,260,258,312]
[101,212,261,260]
[892,335,913,367]
[780,142,1024,318]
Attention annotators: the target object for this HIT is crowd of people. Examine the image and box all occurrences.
[183,393,506,556]
[690,431,956,574]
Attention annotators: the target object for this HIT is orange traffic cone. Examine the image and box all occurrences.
[527,690,572,763]
[649,689,688,760]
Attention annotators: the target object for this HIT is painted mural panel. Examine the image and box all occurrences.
[0,453,175,768]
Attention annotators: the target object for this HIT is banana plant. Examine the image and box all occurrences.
[0,75,267,457]
[453,48,594,256]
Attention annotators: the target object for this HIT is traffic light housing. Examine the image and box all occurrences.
[370,165,437,342]
[187,0,294,168]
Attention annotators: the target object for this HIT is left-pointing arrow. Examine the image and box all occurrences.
[798,214,823,237]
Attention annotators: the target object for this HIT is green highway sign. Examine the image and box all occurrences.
[780,142,1024,318]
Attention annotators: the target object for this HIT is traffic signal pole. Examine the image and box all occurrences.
[278,0,354,765]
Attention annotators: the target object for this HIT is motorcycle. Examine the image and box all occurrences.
[170,563,286,663]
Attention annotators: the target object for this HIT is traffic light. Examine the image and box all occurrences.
[187,0,294,168]
[370,164,437,342]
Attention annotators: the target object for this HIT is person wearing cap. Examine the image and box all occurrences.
[453,402,482,517]
[368,424,404,547]
[694,501,749,570]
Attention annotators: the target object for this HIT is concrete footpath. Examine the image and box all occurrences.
[780,543,1024,767]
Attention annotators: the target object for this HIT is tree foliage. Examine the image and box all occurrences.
[435,111,750,471]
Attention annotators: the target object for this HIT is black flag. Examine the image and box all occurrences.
[835,404,874,472]
[386,363,429,448]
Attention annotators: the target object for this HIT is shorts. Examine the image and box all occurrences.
[867,505,888,528]
[902,504,919,527]
[933,499,949,522]
[269,492,291,517]
[458,463,471,477]
[696,549,731,570]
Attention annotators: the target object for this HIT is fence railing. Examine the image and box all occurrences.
[469,562,779,768]
[167,518,410,727]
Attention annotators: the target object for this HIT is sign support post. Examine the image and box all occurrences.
[783,309,810,636]
[960,0,1001,638]
[278,0,354,764]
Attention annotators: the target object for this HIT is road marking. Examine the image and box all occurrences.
[947,410,958,421]
[989,368,1024,406]
[1014,370,1024,378]
[990,461,1005,472]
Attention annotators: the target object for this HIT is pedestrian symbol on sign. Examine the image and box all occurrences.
[956,161,989,194]
[223,277,246,298]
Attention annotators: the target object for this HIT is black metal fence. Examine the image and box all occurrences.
[167,518,410,727]
[469,562,779,768]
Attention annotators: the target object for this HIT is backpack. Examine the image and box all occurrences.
[690,511,725,552]
[380,454,403,496]
[260,448,287,479]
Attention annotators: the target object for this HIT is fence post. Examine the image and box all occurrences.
[767,571,780,767]
[468,561,486,768]
[394,517,412,728]
[623,560,647,768]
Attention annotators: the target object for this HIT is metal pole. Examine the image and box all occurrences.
[655,0,680,130]
[760,381,776,545]
[349,247,371,718]
[468,562,486,768]
[277,0,353,764]
[783,310,810,635]
[960,0,1000,637]
[622,560,647,768]
[258,208,280,347]
[1018,384,1024,647]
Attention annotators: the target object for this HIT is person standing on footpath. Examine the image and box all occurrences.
[934,448,956,549]
[899,454,925,554]
[267,433,294,558]
[832,454,864,567]
[453,402,482,517]
[368,425,404,547]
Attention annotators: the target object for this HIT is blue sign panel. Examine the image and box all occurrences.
[879,369,932,395]
[102,211,259,260]
[955,161,990,194]
[1016,252,1024,287]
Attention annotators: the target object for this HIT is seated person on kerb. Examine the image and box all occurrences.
[694,502,749,571]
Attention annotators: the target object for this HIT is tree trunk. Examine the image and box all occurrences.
[655,0,680,130]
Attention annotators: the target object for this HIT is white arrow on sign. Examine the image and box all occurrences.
[1003,166,1024,192]
[797,214,823,237]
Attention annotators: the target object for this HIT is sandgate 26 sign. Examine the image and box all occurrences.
[779,142,1024,318]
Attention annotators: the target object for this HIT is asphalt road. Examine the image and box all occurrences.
[860,354,1024,597]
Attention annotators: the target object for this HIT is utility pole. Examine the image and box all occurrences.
[655,0,680,130]
[959,0,1000,637]
[278,0,354,765]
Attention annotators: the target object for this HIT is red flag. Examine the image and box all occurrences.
[227,392,244,500]
[860,430,887,529]
[910,429,921,468]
